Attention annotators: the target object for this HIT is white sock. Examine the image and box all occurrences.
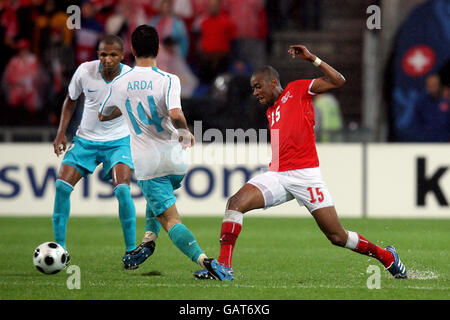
[223,209,244,225]
[142,231,157,242]
[344,231,359,250]
[197,253,208,268]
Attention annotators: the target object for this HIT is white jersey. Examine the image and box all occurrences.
[100,66,188,180]
[68,60,131,141]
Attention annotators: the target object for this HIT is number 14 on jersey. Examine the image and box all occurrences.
[125,95,164,134]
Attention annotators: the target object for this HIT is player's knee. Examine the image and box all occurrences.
[157,213,181,233]
[114,184,131,201]
[226,195,250,213]
[55,179,74,196]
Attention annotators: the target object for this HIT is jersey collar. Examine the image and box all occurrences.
[99,62,123,84]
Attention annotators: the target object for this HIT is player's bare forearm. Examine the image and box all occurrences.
[313,60,346,92]
[169,108,189,130]
[317,58,346,84]
[56,95,77,135]
[169,108,194,148]
[53,95,77,156]
[98,107,122,121]
[288,44,345,93]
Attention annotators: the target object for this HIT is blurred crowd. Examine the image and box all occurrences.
[407,62,450,142]
[0,0,322,130]
[4,0,444,143]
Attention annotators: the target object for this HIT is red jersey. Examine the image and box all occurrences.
[267,79,319,171]
[198,13,236,53]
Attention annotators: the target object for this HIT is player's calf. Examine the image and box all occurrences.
[345,231,403,275]
[325,231,348,247]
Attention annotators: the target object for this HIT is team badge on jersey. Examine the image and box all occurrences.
[281,91,293,104]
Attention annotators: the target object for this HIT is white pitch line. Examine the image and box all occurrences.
[122,282,450,291]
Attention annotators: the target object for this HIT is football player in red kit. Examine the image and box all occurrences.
[194,44,407,281]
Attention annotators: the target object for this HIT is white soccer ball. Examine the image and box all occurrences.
[33,242,70,274]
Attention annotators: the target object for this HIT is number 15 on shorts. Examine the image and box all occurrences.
[307,187,324,203]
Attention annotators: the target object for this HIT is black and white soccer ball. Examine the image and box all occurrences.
[33,242,70,274]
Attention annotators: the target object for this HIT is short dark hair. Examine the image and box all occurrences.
[253,65,280,84]
[131,25,159,58]
[99,34,124,51]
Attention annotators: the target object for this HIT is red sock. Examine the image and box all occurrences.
[354,234,394,268]
[218,221,242,268]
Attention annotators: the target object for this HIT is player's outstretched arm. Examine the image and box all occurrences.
[288,44,346,94]
[98,107,122,121]
[169,108,194,149]
[53,94,77,157]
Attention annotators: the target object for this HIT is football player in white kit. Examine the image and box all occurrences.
[52,35,153,270]
[99,25,218,273]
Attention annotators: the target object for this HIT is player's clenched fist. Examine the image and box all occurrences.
[53,133,67,156]
[178,129,195,149]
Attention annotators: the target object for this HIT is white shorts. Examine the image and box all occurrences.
[247,167,334,213]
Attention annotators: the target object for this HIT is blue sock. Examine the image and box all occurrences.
[52,179,73,249]
[145,202,161,236]
[168,223,203,263]
[114,184,136,252]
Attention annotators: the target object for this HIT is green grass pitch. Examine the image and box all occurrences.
[0,216,449,300]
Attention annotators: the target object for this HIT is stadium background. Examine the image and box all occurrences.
[0,0,449,218]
